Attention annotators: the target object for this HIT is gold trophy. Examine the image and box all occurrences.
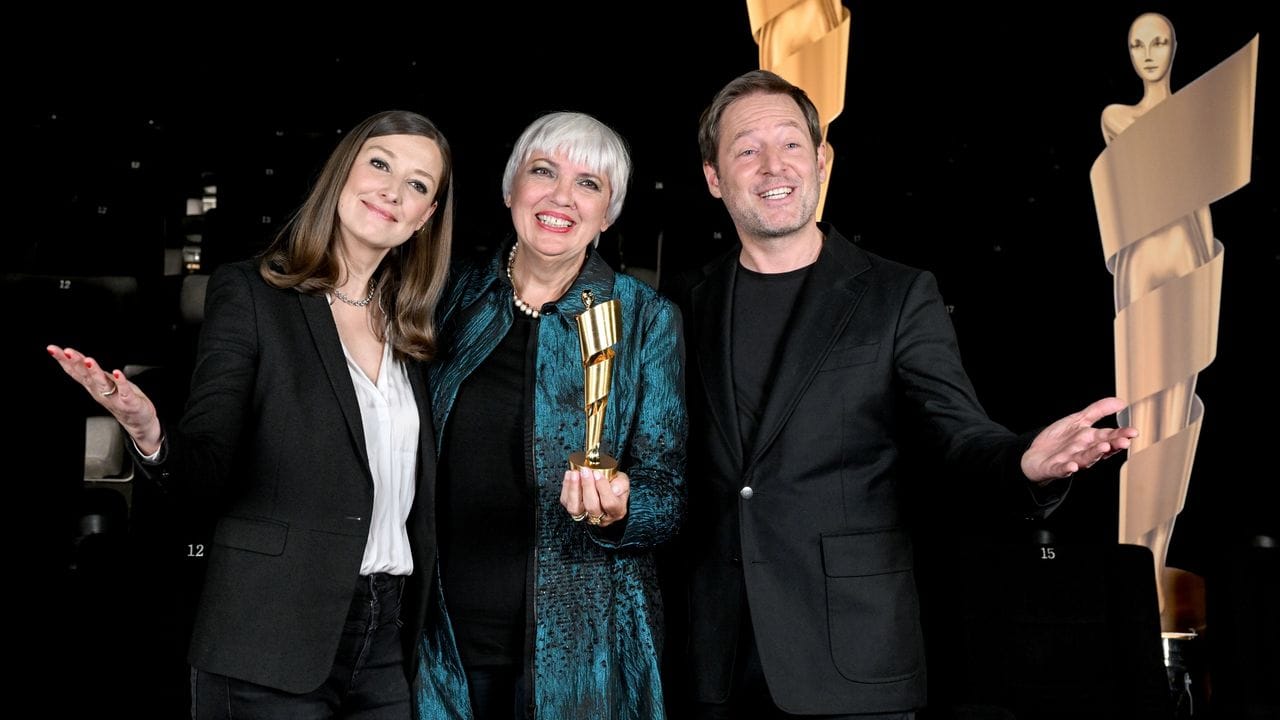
[569,290,622,480]
[747,0,849,219]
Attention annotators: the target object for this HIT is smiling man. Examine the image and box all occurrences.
[671,69,1138,719]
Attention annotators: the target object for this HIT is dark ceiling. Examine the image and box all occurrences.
[15,1,1272,271]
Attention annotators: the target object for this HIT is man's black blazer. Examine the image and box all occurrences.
[676,225,1048,715]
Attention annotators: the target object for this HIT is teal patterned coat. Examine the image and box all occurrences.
[414,243,687,719]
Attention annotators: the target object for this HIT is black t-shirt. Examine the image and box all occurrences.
[732,262,811,455]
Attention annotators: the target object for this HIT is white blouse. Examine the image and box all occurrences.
[342,338,419,576]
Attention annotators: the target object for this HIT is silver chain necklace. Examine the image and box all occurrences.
[334,279,376,308]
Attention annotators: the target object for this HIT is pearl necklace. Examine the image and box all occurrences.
[334,279,376,308]
[507,245,541,319]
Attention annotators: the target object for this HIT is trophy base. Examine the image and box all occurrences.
[1161,631,1203,719]
[569,452,618,480]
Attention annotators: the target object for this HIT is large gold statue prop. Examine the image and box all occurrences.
[747,0,850,219]
[1091,13,1258,626]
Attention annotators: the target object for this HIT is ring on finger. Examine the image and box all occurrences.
[570,512,587,522]
[587,513,605,526]
[100,383,119,397]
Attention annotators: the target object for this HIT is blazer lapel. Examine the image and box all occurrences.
[745,231,868,473]
[406,359,434,466]
[299,293,372,482]
[406,359,435,551]
[691,251,744,471]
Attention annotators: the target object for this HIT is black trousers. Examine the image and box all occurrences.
[191,573,409,719]
[465,663,527,720]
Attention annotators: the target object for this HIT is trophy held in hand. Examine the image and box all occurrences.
[569,290,622,480]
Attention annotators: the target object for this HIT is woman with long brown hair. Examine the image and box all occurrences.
[49,109,454,718]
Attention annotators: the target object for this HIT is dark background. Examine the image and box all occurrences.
[8,1,1274,716]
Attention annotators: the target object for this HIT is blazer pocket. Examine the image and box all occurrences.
[819,341,880,372]
[821,528,922,684]
[213,515,288,556]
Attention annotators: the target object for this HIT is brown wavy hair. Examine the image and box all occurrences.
[260,110,454,361]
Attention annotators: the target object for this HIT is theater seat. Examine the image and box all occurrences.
[179,273,210,326]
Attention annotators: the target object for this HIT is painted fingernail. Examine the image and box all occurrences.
[611,481,624,496]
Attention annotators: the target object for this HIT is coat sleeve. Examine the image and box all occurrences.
[133,263,260,504]
[893,270,1068,517]
[594,297,687,550]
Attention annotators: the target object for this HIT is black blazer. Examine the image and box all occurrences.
[677,226,1050,715]
[137,261,437,694]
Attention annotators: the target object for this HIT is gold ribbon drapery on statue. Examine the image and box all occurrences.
[747,0,850,220]
[1091,30,1258,613]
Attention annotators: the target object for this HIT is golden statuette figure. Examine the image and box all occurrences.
[569,290,623,480]
[1091,14,1257,624]
[747,0,850,219]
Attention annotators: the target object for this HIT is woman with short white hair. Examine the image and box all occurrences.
[414,112,687,720]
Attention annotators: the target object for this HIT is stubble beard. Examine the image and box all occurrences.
[731,186,819,242]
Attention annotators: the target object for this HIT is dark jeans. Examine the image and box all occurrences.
[191,573,409,719]
[465,664,527,720]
